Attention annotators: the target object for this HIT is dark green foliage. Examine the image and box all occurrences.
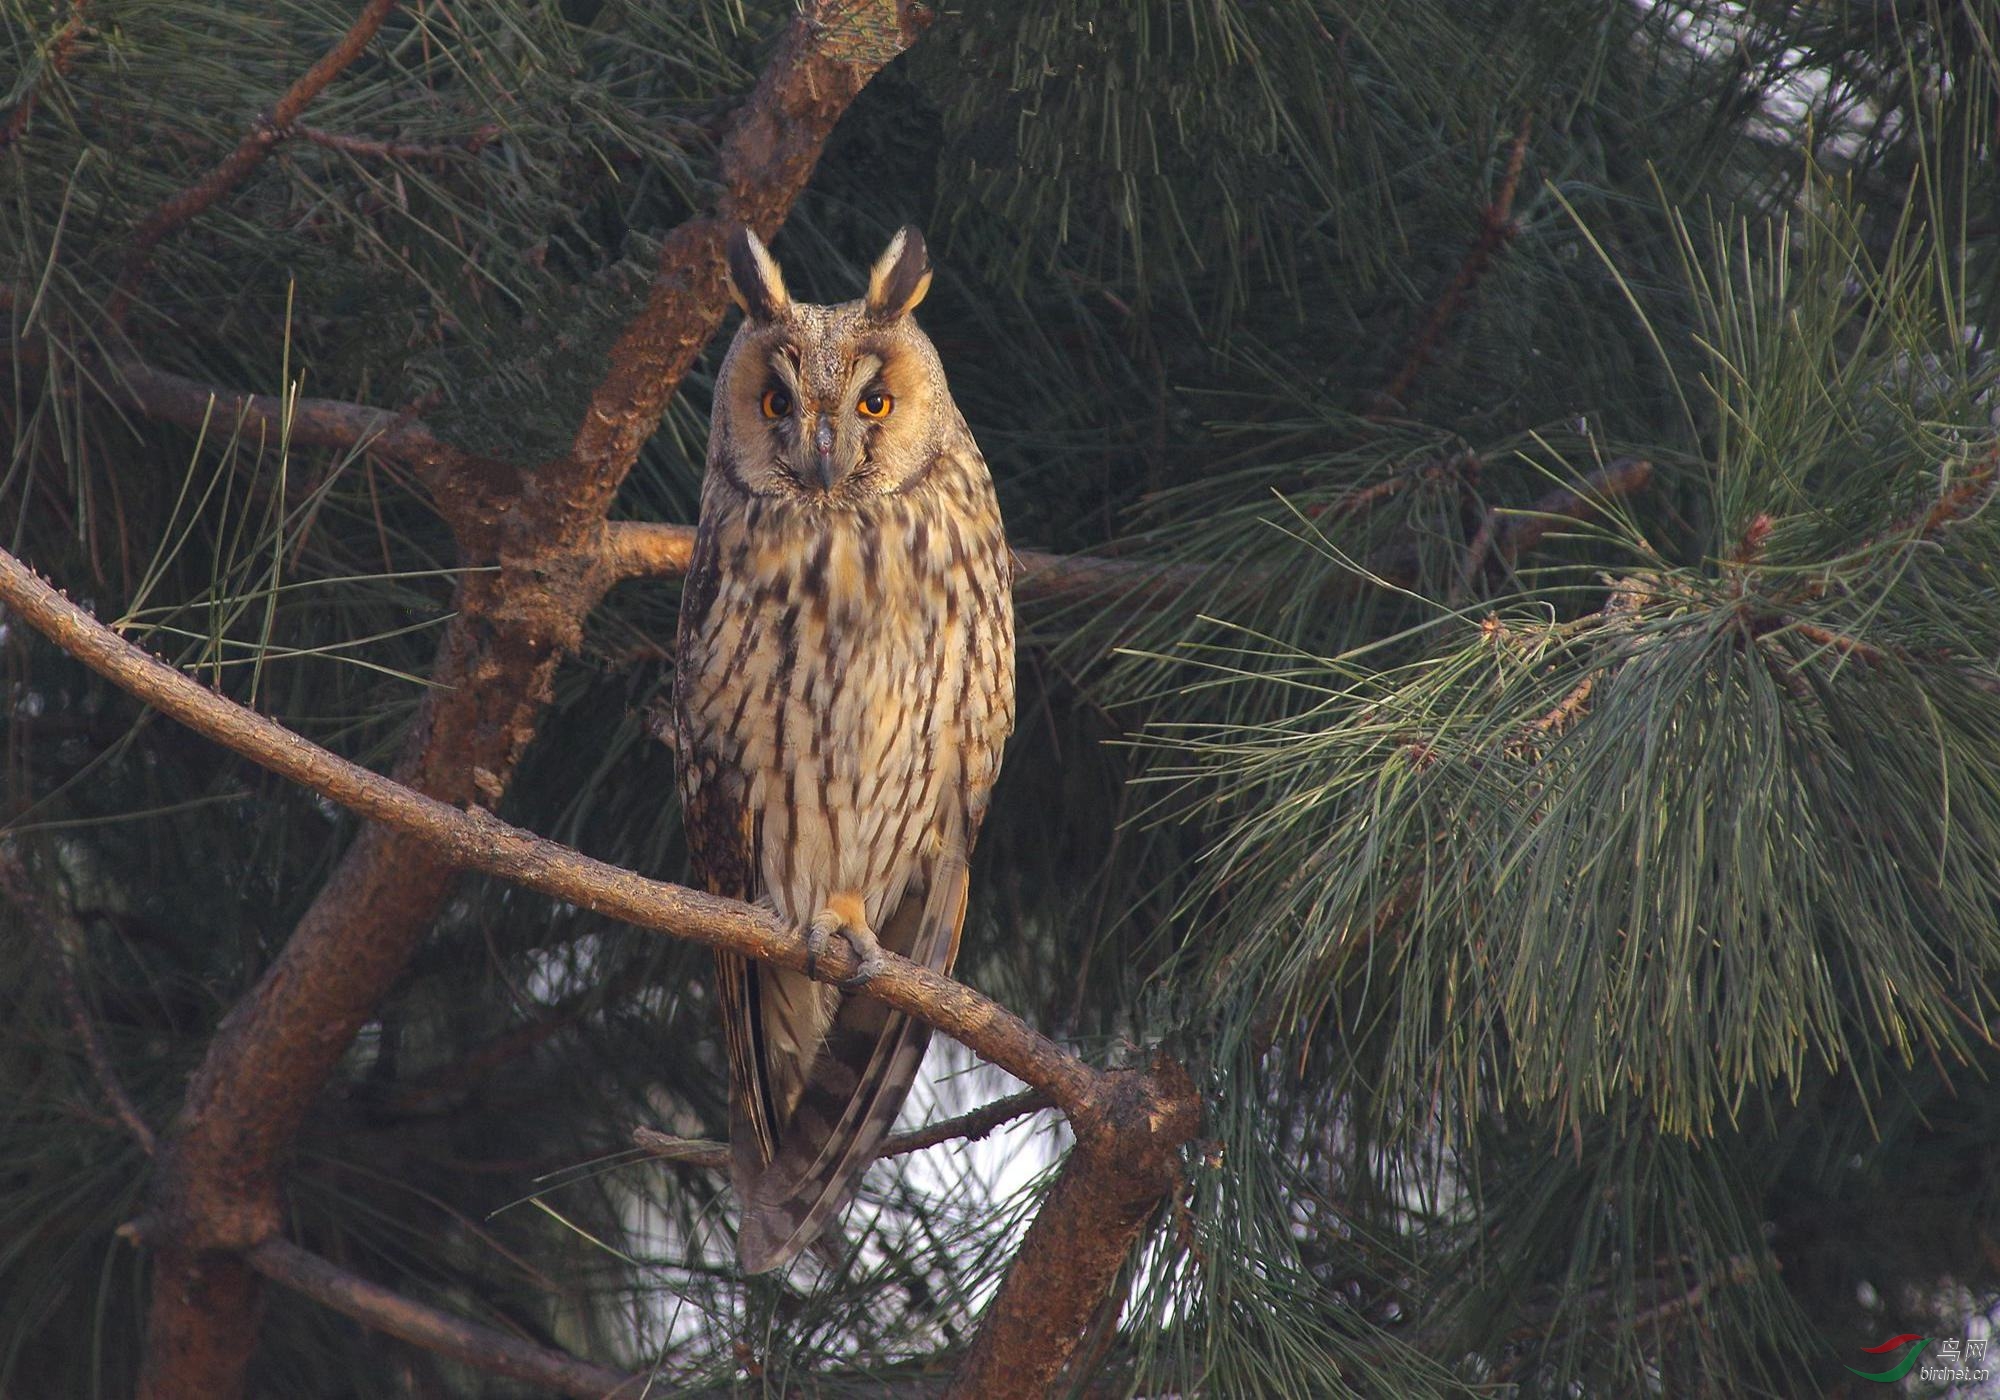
[4,0,1999,1395]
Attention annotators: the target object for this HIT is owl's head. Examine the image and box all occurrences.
[711,225,954,504]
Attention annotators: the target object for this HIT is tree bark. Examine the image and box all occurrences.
[947,1058,1201,1400]
[128,4,932,1396]
[0,523,1189,1399]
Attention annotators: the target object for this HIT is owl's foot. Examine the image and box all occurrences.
[804,900,886,991]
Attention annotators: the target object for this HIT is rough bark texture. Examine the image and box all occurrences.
[127,5,931,1396]
[947,1057,1202,1400]
[0,524,1168,1395]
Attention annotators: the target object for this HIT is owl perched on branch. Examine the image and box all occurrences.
[673,225,1016,1273]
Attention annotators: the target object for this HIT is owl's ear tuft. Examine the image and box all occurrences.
[864,225,932,320]
[726,226,790,321]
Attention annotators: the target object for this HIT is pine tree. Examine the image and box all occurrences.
[3,0,1998,1395]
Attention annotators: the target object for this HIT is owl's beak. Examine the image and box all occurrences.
[811,417,838,489]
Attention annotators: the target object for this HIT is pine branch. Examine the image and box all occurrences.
[632,1088,1054,1170]
[0,0,91,150]
[245,1239,643,1399]
[0,845,157,1156]
[0,532,1197,1400]
[104,357,465,472]
[107,0,402,324]
[294,123,501,162]
[1454,456,1652,597]
[119,6,933,1398]
[1370,111,1534,417]
[604,460,1651,611]
[603,520,1214,604]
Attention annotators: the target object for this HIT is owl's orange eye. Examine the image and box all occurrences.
[857,389,893,420]
[760,387,792,419]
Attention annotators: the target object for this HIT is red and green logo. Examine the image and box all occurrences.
[1847,1333,1929,1383]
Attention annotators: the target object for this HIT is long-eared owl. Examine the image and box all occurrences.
[673,226,1015,1273]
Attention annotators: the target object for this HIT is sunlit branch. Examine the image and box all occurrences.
[0,542,1101,1115]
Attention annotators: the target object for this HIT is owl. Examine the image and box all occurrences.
[673,225,1015,1273]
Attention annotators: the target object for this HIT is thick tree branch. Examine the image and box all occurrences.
[604,519,1215,604]
[245,1239,645,1400]
[109,0,401,322]
[0,545,1099,1114]
[102,357,465,472]
[0,533,1195,1397]
[604,458,1655,608]
[633,1088,1055,1171]
[127,6,930,1397]
[948,1055,1201,1400]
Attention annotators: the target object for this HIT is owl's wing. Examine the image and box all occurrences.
[735,813,971,1273]
[675,527,788,1173]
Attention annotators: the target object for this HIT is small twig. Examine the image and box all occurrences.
[0,0,91,151]
[1493,457,1652,560]
[1370,111,1534,418]
[632,1087,1054,1170]
[1754,616,2000,696]
[295,123,501,162]
[1520,672,1598,742]
[1806,448,1999,600]
[1502,578,1652,753]
[1456,457,1653,599]
[109,0,402,322]
[1303,450,1480,521]
[1,333,469,475]
[0,846,157,1155]
[244,1238,646,1399]
[1628,1255,1760,1334]
[1909,452,1997,539]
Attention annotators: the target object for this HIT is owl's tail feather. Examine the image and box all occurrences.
[735,851,970,1274]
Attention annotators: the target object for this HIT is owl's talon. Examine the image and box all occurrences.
[805,908,884,991]
[837,937,887,992]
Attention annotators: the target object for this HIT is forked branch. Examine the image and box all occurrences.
[109,0,401,322]
[0,534,1196,1400]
